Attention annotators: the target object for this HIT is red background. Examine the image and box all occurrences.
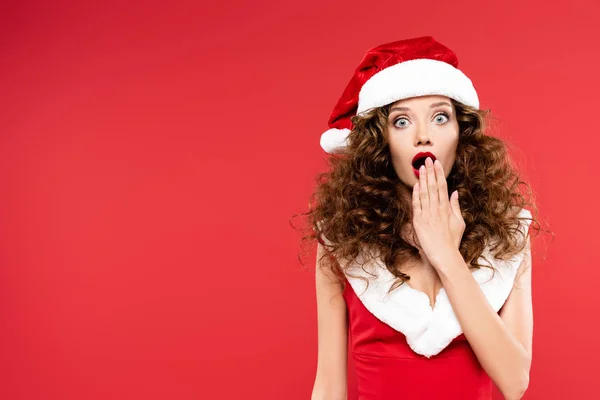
[0,0,595,399]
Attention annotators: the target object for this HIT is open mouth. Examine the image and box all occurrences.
[412,152,436,177]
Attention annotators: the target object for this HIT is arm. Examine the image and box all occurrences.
[434,237,533,400]
[311,242,348,400]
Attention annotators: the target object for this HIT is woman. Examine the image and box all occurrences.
[299,36,542,399]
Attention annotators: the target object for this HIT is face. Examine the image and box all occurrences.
[386,95,459,199]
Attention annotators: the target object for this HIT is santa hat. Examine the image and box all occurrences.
[320,36,480,154]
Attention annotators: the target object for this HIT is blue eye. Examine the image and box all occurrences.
[434,112,449,124]
[393,117,409,128]
[392,112,450,128]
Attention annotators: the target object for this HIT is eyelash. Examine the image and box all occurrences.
[392,112,450,128]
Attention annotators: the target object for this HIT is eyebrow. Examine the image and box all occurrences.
[389,101,453,113]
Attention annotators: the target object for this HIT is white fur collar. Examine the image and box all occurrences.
[343,208,532,358]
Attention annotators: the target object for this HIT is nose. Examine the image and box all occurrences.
[415,124,432,144]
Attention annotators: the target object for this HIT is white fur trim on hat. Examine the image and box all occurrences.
[341,208,532,358]
[357,58,479,115]
[320,127,351,154]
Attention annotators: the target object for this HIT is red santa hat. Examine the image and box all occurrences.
[320,36,480,153]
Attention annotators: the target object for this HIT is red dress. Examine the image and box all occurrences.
[344,278,493,399]
[338,208,532,400]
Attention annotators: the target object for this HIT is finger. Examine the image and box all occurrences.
[419,165,429,214]
[426,157,437,216]
[413,182,421,216]
[451,190,461,217]
[434,159,450,210]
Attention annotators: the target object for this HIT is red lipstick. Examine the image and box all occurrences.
[412,152,436,178]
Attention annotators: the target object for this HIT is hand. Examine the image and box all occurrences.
[412,157,466,269]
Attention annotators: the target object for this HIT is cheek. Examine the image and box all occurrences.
[387,141,408,166]
[442,153,457,178]
[389,152,412,177]
[387,136,409,157]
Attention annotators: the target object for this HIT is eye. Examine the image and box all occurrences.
[434,112,450,124]
[392,112,450,128]
[392,117,410,128]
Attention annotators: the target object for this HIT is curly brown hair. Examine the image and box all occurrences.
[290,99,551,294]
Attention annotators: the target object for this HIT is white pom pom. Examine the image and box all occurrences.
[320,128,351,153]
